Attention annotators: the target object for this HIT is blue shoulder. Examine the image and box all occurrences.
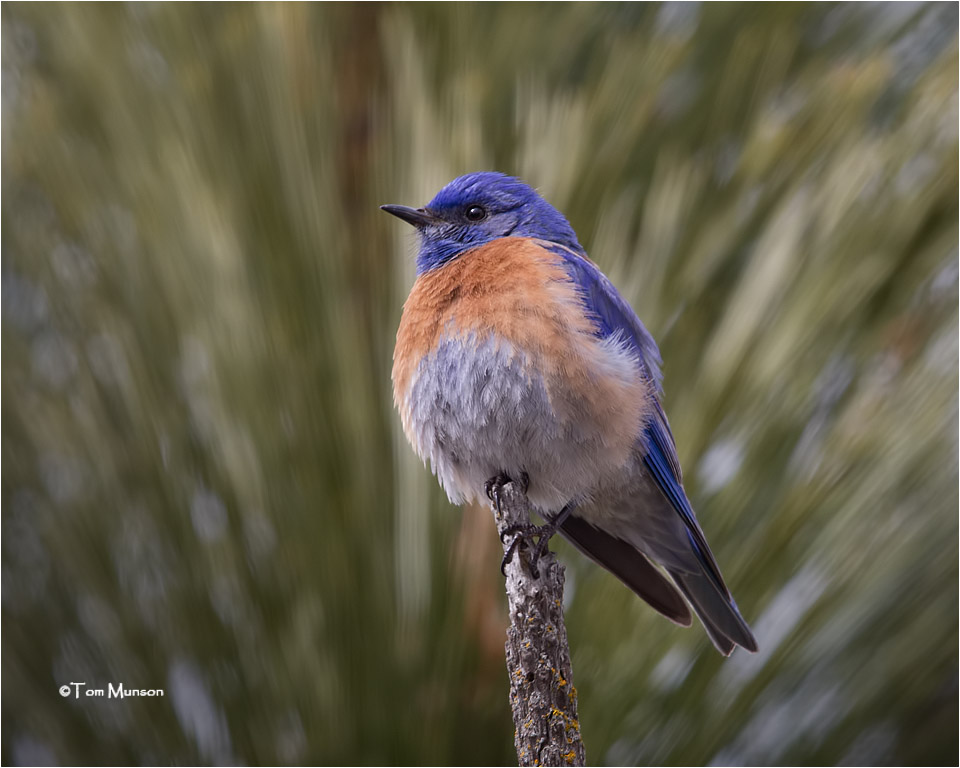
[535,240,664,394]
[535,240,677,472]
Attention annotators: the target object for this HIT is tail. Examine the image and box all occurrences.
[668,568,758,656]
[559,515,693,627]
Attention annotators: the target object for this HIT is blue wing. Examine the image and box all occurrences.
[540,240,729,593]
[538,239,758,653]
[544,243,665,395]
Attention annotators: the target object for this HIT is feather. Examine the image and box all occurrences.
[560,515,692,627]
[543,238,758,653]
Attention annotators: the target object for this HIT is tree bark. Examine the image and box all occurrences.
[489,481,587,767]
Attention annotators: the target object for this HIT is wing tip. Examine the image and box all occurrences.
[559,516,692,626]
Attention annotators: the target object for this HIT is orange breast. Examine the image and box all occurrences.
[392,237,651,466]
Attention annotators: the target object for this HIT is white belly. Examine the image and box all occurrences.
[402,333,629,511]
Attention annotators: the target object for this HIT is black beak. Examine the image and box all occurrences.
[380,204,439,228]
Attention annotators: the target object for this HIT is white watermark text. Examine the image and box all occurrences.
[59,682,164,699]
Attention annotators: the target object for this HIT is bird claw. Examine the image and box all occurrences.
[484,470,530,503]
[498,501,576,579]
[499,521,556,579]
[485,471,532,519]
[487,474,567,578]
[484,472,512,505]
[499,522,538,544]
[500,536,524,576]
[516,470,530,494]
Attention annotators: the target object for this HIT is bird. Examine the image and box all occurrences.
[382,172,758,655]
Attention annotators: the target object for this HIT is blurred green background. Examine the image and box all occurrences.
[2,2,957,765]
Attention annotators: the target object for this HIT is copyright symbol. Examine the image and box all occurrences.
[59,685,71,698]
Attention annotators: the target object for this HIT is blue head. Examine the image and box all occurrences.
[381,172,584,273]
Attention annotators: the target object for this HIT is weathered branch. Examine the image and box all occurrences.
[489,481,586,767]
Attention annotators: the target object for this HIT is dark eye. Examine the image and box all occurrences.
[464,205,487,222]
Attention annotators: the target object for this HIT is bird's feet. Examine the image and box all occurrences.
[484,471,529,513]
[498,502,576,579]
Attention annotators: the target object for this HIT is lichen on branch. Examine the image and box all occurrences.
[489,481,586,767]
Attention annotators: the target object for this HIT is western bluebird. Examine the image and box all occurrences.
[383,172,757,655]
